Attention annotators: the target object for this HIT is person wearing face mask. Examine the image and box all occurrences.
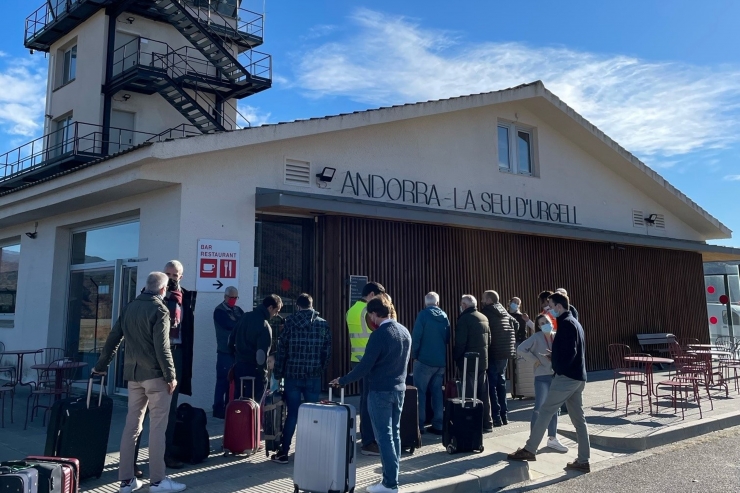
[516,314,568,452]
[523,291,557,334]
[212,286,244,419]
[507,297,530,345]
[508,292,590,473]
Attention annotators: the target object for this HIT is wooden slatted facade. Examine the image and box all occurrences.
[314,215,709,390]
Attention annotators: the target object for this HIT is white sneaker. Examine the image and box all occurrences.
[367,483,398,493]
[119,478,142,493]
[547,437,569,453]
[150,477,187,492]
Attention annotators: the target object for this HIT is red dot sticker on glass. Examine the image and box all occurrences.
[720,295,729,304]
[280,279,292,292]
[710,316,718,325]
[707,286,716,294]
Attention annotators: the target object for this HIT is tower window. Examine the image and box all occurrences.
[62,45,77,85]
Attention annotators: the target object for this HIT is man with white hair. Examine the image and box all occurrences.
[454,295,494,431]
[94,272,186,493]
[411,292,450,435]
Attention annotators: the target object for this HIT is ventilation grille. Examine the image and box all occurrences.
[653,214,666,229]
[284,159,311,186]
[632,210,645,228]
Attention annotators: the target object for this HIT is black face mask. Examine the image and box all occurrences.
[167,278,179,291]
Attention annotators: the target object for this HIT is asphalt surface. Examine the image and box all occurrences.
[511,425,740,493]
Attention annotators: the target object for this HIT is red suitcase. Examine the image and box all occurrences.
[223,376,260,456]
[26,456,79,493]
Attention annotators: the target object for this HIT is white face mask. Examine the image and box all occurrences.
[540,323,553,334]
[510,303,519,312]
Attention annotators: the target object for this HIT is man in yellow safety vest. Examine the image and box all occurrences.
[346,281,386,456]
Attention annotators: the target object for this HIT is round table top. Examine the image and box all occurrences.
[624,355,674,364]
[687,349,733,356]
[0,349,43,355]
[31,361,88,371]
[687,344,725,349]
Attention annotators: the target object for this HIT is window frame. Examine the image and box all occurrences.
[0,241,21,323]
[497,120,538,177]
[62,45,77,85]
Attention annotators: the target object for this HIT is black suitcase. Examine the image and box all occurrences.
[443,353,484,454]
[44,375,112,481]
[0,463,39,493]
[400,385,422,453]
[171,403,210,464]
[262,386,286,457]
[2,461,62,493]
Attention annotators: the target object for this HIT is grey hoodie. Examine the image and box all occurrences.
[412,306,451,368]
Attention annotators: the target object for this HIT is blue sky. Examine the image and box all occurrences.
[1,1,739,245]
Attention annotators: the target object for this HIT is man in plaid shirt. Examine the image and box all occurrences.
[271,293,332,464]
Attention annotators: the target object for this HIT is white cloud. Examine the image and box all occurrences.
[293,8,740,158]
[723,175,740,181]
[0,57,47,139]
[300,24,338,41]
[236,103,272,127]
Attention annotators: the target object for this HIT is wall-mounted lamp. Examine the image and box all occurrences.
[316,167,336,183]
[29,49,34,55]
[644,214,658,225]
[25,222,38,239]
[122,94,131,101]
[126,17,135,24]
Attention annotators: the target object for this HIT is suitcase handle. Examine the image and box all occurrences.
[86,374,106,409]
[239,376,256,401]
[461,352,479,408]
[328,385,345,404]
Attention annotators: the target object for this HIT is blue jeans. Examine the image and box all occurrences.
[532,375,558,437]
[488,359,508,423]
[368,390,404,490]
[413,360,445,430]
[213,352,234,415]
[352,363,375,446]
[280,377,321,455]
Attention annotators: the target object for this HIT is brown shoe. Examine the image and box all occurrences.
[566,460,590,473]
[360,443,381,456]
[507,448,536,461]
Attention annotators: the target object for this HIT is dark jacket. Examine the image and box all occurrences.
[229,305,273,378]
[274,309,332,380]
[179,288,197,396]
[412,306,450,368]
[569,304,579,321]
[453,307,490,373]
[94,293,175,383]
[339,319,411,392]
[551,311,587,382]
[509,311,528,344]
[214,301,245,354]
[481,303,517,362]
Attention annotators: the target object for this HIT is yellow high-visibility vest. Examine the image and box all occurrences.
[346,300,370,363]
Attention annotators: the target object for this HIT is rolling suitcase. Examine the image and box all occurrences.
[400,385,421,453]
[171,403,210,464]
[3,460,72,493]
[262,379,286,457]
[26,457,79,493]
[293,387,356,493]
[512,357,535,399]
[443,353,484,454]
[223,376,260,456]
[0,464,38,493]
[44,375,112,481]
[444,379,459,400]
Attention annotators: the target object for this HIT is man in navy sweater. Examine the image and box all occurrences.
[331,295,411,493]
[507,292,591,473]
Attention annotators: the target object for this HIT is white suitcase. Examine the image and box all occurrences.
[293,387,356,493]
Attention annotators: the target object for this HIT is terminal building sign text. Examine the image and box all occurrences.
[340,171,579,225]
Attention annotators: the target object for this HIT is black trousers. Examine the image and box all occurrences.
[135,345,182,463]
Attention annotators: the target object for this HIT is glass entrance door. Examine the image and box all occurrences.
[113,264,139,395]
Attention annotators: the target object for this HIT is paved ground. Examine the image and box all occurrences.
[1,368,738,492]
[507,425,740,493]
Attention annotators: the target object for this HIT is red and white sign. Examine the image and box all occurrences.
[196,239,240,292]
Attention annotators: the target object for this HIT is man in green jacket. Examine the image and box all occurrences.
[454,294,494,432]
[93,272,186,493]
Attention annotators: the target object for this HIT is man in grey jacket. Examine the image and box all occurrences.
[411,292,450,435]
[94,272,186,493]
[212,286,244,419]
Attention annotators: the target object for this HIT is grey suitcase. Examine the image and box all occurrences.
[293,387,356,493]
[0,464,39,493]
[513,356,536,399]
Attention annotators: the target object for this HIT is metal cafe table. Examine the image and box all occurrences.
[686,349,733,395]
[30,361,88,401]
[0,348,42,388]
[623,355,674,402]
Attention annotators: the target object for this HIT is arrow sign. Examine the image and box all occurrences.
[213,280,224,289]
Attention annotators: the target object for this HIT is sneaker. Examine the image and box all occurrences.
[427,427,443,436]
[507,448,537,461]
[367,483,398,493]
[566,460,590,473]
[547,437,569,453]
[483,427,494,433]
[361,443,381,456]
[270,453,289,464]
[493,421,503,428]
[119,478,142,493]
[150,477,187,492]
[164,457,184,470]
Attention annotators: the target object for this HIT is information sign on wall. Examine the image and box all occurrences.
[196,239,240,292]
[349,275,368,306]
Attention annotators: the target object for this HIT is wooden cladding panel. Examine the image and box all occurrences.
[316,216,709,389]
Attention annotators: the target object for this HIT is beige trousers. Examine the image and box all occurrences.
[119,378,172,483]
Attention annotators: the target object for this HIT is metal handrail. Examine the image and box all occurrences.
[110,36,254,130]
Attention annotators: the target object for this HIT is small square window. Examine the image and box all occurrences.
[497,125,511,171]
[497,120,537,176]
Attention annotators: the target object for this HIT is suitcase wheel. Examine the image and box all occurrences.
[478,446,485,453]
[446,445,456,455]
[223,449,230,457]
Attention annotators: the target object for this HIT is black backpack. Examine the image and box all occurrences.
[171,403,210,464]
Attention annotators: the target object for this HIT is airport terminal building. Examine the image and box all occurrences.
[2,0,739,408]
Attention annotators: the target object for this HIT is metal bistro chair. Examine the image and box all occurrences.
[615,353,651,415]
[608,344,642,402]
[0,341,18,383]
[715,337,740,395]
[24,348,67,429]
[679,338,701,350]
[655,374,704,420]
[0,342,17,427]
